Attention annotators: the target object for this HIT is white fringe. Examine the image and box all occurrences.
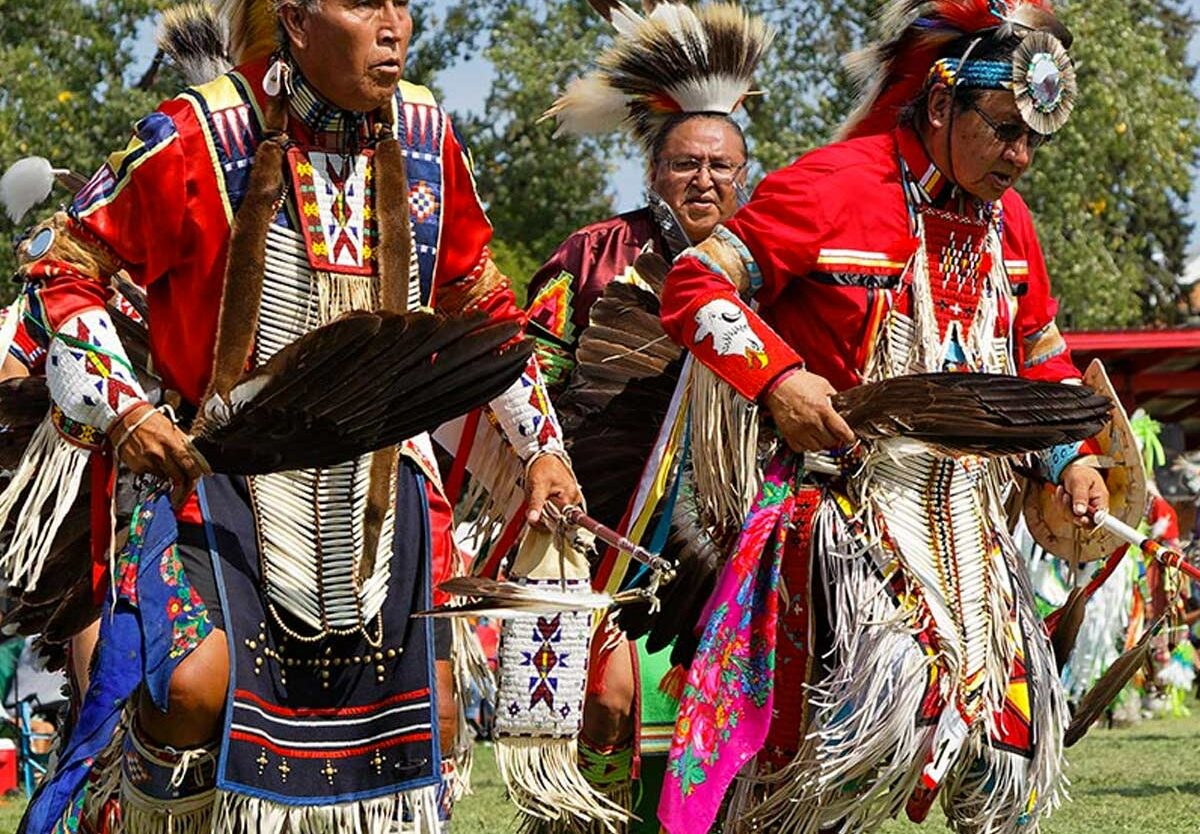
[0,415,91,590]
[213,785,438,834]
[749,499,934,834]
[121,791,215,834]
[687,362,761,538]
[496,737,627,833]
[451,616,495,797]
[315,270,376,324]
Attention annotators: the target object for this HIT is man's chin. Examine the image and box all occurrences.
[680,207,720,240]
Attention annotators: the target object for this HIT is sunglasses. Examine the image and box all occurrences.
[969,103,1052,151]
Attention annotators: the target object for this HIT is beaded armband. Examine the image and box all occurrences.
[47,308,148,440]
[1038,435,1103,485]
[488,353,565,461]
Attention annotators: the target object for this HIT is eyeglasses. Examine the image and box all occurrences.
[969,103,1052,151]
[661,157,746,183]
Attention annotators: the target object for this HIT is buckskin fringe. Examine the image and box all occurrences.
[748,499,935,834]
[451,615,495,797]
[213,785,439,834]
[0,416,90,590]
[687,362,761,538]
[497,737,627,834]
[121,791,215,834]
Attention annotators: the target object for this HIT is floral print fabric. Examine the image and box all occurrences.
[659,453,801,834]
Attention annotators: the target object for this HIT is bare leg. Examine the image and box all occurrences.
[582,632,635,748]
[137,628,229,747]
[69,620,101,696]
[436,658,457,756]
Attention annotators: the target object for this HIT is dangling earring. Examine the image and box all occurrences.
[263,55,294,98]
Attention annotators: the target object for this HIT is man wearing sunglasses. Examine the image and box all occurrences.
[651,3,1129,834]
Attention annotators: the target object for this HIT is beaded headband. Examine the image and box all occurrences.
[926,29,1076,135]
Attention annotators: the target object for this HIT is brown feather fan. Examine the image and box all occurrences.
[0,378,52,470]
[833,373,1112,455]
[552,252,726,665]
[556,267,683,531]
[191,309,533,475]
[1048,586,1088,674]
[1064,618,1162,747]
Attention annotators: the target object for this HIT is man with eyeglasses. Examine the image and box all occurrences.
[525,113,748,391]
[651,3,1123,834]
[517,4,768,832]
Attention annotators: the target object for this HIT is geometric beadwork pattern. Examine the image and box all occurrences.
[46,308,145,433]
[289,147,377,276]
[496,579,591,739]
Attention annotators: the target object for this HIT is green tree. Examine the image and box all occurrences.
[0,0,174,283]
[742,0,875,172]
[445,0,620,301]
[740,0,1200,329]
[1019,0,1199,328]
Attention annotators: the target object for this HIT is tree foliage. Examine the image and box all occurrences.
[737,0,1200,329]
[1,0,1196,325]
[0,0,175,284]
[427,0,619,301]
[1018,0,1199,328]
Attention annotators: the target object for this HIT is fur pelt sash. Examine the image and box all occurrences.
[195,113,415,589]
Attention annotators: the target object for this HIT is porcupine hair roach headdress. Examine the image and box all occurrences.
[543,0,774,158]
[838,0,1076,141]
[215,0,280,65]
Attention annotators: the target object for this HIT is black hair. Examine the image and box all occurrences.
[650,112,748,165]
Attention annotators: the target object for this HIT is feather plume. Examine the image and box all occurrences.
[1,157,56,224]
[158,2,232,86]
[832,373,1111,456]
[838,0,1061,140]
[545,75,630,138]
[216,0,277,65]
[418,576,614,617]
[545,2,773,156]
[1064,618,1161,747]
[1048,586,1087,673]
[192,310,533,475]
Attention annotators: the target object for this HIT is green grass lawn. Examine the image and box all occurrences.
[456,706,1200,834]
[1,707,1197,833]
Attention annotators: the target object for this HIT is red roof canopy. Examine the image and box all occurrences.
[1066,328,1200,444]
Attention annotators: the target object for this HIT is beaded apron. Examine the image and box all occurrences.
[792,208,1066,832]
[202,146,439,823]
[251,147,422,639]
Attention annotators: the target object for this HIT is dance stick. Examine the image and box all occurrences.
[1092,509,1200,583]
[548,504,675,578]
